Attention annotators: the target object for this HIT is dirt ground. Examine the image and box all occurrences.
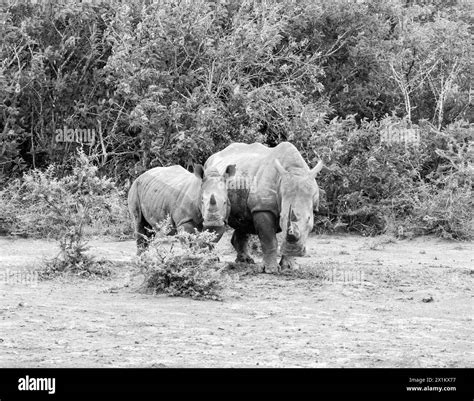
[0,233,472,368]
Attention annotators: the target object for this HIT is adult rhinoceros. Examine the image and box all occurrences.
[128,164,235,252]
[205,142,323,273]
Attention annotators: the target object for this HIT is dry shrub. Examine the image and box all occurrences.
[398,183,473,240]
[0,149,121,277]
[137,219,229,300]
[308,117,473,240]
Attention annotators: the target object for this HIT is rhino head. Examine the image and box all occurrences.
[194,164,236,239]
[274,159,324,256]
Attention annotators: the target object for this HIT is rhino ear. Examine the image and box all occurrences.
[274,159,287,175]
[224,164,236,178]
[313,189,320,212]
[310,160,324,179]
[313,187,325,212]
[193,164,204,179]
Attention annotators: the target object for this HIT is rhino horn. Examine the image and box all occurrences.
[286,205,300,242]
[287,206,293,230]
[290,206,298,222]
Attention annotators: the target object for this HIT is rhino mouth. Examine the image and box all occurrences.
[280,242,306,257]
[203,218,226,227]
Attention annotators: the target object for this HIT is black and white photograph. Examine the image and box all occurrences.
[0,0,472,399]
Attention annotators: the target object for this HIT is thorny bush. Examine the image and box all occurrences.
[137,218,229,300]
[0,149,126,276]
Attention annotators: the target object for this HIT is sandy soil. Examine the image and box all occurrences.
[0,233,472,368]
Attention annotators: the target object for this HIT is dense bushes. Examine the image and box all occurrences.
[0,149,128,237]
[0,0,472,240]
[1,1,471,177]
[137,220,229,300]
[310,116,473,239]
[0,149,129,274]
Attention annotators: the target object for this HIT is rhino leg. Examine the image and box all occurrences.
[177,222,217,251]
[231,230,255,264]
[279,255,298,270]
[135,214,153,255]
[204,225,226,243]
[177,221,198,235]
[253,211,280,274]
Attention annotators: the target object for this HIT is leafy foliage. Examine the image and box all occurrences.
[0,149,125,275]
[0,0,472,240]
[3,1,469,177]
[310,116,473,238]
[137,218,229,300]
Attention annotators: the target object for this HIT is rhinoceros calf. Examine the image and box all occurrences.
[128,164,235,252]
[205,142,323,273]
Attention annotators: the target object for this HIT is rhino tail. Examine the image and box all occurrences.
[128,179,154,251]
[128,179,149,234]
[128,180,140,221]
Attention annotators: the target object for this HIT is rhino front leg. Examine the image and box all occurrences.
[135,214,153,255]
[231,230,255,264]
[204,225,226,242]
[253,211,280,274]
[279,255,298,270]
[177,221,198,235]
[178,222,218,252]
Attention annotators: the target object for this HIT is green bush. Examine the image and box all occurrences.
[403,183,473,240]
[306,116,473,239]
[394,120,473,239]
[137,219,228,300]
[0,150,130,238]
[0,149,125,275]
[0,1,471,241]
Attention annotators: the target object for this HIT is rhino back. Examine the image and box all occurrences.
[205,143,268,175]
[205,143,270,230]
[267,142,310,172]
[131,166,201,228]
[249,142,311,215]
[206,142,311,226]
